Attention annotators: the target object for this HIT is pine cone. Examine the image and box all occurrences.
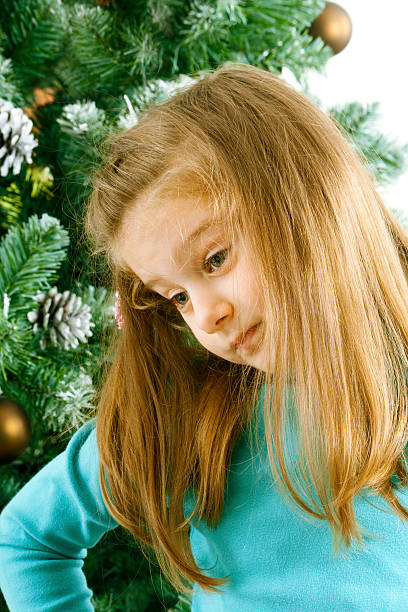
[27,287,95,350]
[0,98,38,177]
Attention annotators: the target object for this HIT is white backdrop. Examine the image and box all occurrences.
[302,0,408,214]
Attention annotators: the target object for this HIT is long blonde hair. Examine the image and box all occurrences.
[84,62,408,593]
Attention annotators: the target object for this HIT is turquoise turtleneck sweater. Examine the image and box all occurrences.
[1,386,408,611]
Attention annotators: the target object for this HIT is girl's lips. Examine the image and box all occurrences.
[232,323,260,349]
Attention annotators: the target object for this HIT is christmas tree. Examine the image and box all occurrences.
[0,1,407,610]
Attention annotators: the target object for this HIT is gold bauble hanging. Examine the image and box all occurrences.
[0,397,31,464]
[309,2,352,55]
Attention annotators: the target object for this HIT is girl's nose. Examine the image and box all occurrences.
[193,296,233,334]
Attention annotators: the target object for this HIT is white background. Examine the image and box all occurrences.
[297,0,408,214]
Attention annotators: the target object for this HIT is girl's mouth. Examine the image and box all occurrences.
[233,323,260,349]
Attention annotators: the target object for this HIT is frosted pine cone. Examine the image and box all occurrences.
[27,287,95,350]
[0,98,38,177]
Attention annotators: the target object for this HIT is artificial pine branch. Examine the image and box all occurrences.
[0,54,24,105]
[0,181,23,229]
[2,358,94,428]
[0,302,33,378]
[330,102,408,186]
[0,0,67,91]
[0,213,69,314]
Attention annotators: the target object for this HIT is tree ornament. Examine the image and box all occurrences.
[308,2,352,55]
[0,98,38,177]
[0,396,31,464]
[24,87,56,135]
[27,286,95,350]
[33,87,55,108]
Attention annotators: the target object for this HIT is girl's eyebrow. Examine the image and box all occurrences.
[145,220,217,289]
[174,220,215,262]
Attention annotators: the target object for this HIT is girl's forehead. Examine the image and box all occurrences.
[115,195,229,269]
[122,194,222,238]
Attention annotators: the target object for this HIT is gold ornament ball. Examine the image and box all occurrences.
[0,397,31,464]
[309,2,352,55]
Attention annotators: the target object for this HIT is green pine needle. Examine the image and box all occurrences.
[0,213,69,315]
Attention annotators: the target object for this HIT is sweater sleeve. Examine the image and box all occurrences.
[0,418,119,612]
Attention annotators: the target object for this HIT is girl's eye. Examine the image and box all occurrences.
[171,292,189,308]
[170,249,229,310]
[204,249,228,273]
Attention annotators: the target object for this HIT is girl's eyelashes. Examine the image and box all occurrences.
[203,248,228,273]
[169,248,229,310]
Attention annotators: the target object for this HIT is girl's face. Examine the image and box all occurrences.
[116,196,270,372]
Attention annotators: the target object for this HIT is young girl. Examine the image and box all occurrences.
[1,62,408,611]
